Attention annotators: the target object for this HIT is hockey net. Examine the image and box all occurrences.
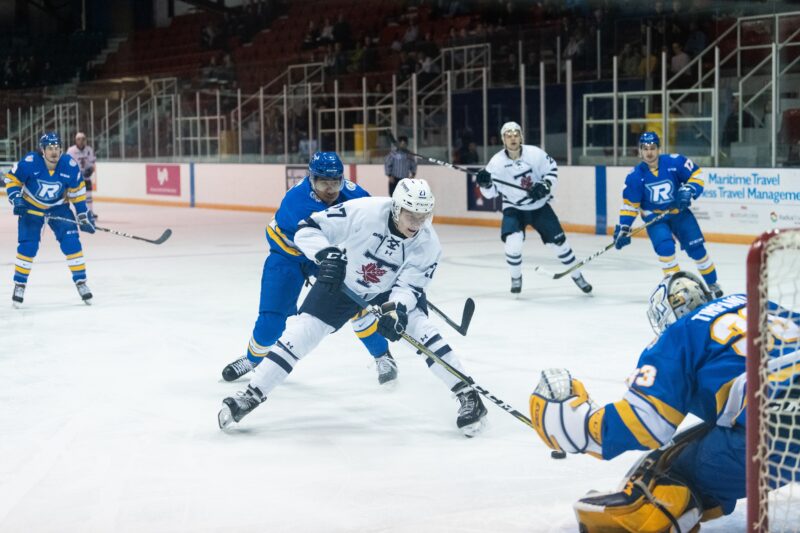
[746,229,800,533]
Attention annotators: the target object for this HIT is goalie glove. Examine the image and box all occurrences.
[376,301,408,342]
[529,368,603,457]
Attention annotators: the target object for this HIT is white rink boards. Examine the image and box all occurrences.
[0,202,754,532]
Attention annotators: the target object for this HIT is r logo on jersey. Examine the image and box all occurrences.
[36,181,62,200]
[645,180,674,204]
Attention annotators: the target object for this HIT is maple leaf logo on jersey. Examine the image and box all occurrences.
[520,175,533,190]
[357,263,387,285]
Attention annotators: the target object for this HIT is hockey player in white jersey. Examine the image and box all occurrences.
[475,121,591,294]
[218,178,488,436]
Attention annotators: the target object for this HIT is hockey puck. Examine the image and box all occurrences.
[551,450,567,459]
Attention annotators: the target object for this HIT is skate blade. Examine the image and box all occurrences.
[379,378,399,390]
[12,301,22,309]
[218,405,235,429]
[460,418,487,438]
[83,299,93,306]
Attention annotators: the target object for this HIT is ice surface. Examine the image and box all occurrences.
[0,202,751,532]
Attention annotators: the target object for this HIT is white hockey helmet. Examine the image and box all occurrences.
[391,178,435,223]
[500,121,523,137]
[647,271,712,335]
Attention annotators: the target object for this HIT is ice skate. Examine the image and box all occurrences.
[12,282,25,308]
[375,351,398,387]
[75,280,93,305]
[572,273,593,294]
[455,386,488,437]
[510,276,522,294]
[218,386,266,429]
[221,355,256,382]
[708,282,723,299]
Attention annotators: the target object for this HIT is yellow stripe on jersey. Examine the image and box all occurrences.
[15,265,31,275]
[613,399,661,449]
[658,255,676,263]
[69,194,87,203]
[355,321,378,339]
[715,377,736,415]
[266,224,302,256]
[688,168,704,185]
[623,199,640,208]
[698,263,716,275]
[768,362,800,383]
[630,389,685,427]
[66,251,84,260]
[4,172,22,187]
[48,170,55,176]
[68,264,86,272]
[22,194,51,209]
[16,253,34,262]
[619,209,639,218]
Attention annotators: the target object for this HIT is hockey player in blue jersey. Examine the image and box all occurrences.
[613,132,723,298]
[221,152,394,385]
[530,272,800,532]
[4,132,95,307]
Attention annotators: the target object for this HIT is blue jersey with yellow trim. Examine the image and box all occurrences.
[619,153,704,227]
[601,293,800,460]
[266,177,369,261]
[4,151,88,213]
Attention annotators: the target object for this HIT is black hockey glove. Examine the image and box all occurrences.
[77,211,96,234]
[377,301,408,342]
[528,181,551,201]
[83,166,94,178]
[475,169,493,187]
[314,247,347,293]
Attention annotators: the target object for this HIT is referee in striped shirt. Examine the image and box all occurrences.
[384,136,417,196]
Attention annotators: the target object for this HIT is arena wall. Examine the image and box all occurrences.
[5,162,799,244]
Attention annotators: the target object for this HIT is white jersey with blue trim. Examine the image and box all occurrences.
[479,144,558,211]
[294,196,440,311]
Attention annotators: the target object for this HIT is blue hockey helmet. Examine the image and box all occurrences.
[638,131,660,147]
[308,151,344,181]
[39,131,62,149]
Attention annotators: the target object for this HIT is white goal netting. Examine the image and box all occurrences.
[748,229,800,533]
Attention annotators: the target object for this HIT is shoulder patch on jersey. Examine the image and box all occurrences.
[344,179,356,191]
[68,158,77,167]
[669,154,680,159]
[24,155,34,162]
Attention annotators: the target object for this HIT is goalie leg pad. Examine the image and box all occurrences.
[573,472,701,533]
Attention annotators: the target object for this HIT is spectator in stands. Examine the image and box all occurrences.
[722,95,758,150]
[322,44,336,75]
[201,22,218,49]
[563,27,587,69]
[360,36,377,73]
[319,17,334,44]
[333,42,348,76]
[397,51,417,82]
[402,20,420,51]
[333,12,352,49]
[638,45,657,79]
[348,39,365,73]
[620,42,641,78]
[418,52,441,86]
[417,31,439,59]
[303,20,321,50]
[459,141,480,164]
[384,135,417,196]
[683,19,707,57]
[670,41,690,85]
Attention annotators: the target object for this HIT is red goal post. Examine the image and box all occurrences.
[746,228,800,533]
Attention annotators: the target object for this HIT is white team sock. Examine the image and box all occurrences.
[505,231,524,279]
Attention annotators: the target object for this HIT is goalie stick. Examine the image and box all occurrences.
[383,130,527,192]
[342,285,539,433]
[41,213,173,245]
[427,298,475,336]
[532,211,670,279]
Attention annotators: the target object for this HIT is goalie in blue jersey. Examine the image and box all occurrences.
[613,132,723,298]
[221,152,394,385]
[530,272,800,532]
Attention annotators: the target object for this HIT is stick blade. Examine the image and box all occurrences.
[457,298,475,335]
[151,229,172,245]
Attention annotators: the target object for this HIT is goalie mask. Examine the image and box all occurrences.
[647,272,712,336]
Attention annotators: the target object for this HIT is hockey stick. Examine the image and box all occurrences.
[341,285,535,431]
[427,298,475,336]
[532,211,670,279]
[40,213,173,245]
[383,130,527,192]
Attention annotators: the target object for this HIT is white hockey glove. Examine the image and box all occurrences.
[529,368,603,457]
